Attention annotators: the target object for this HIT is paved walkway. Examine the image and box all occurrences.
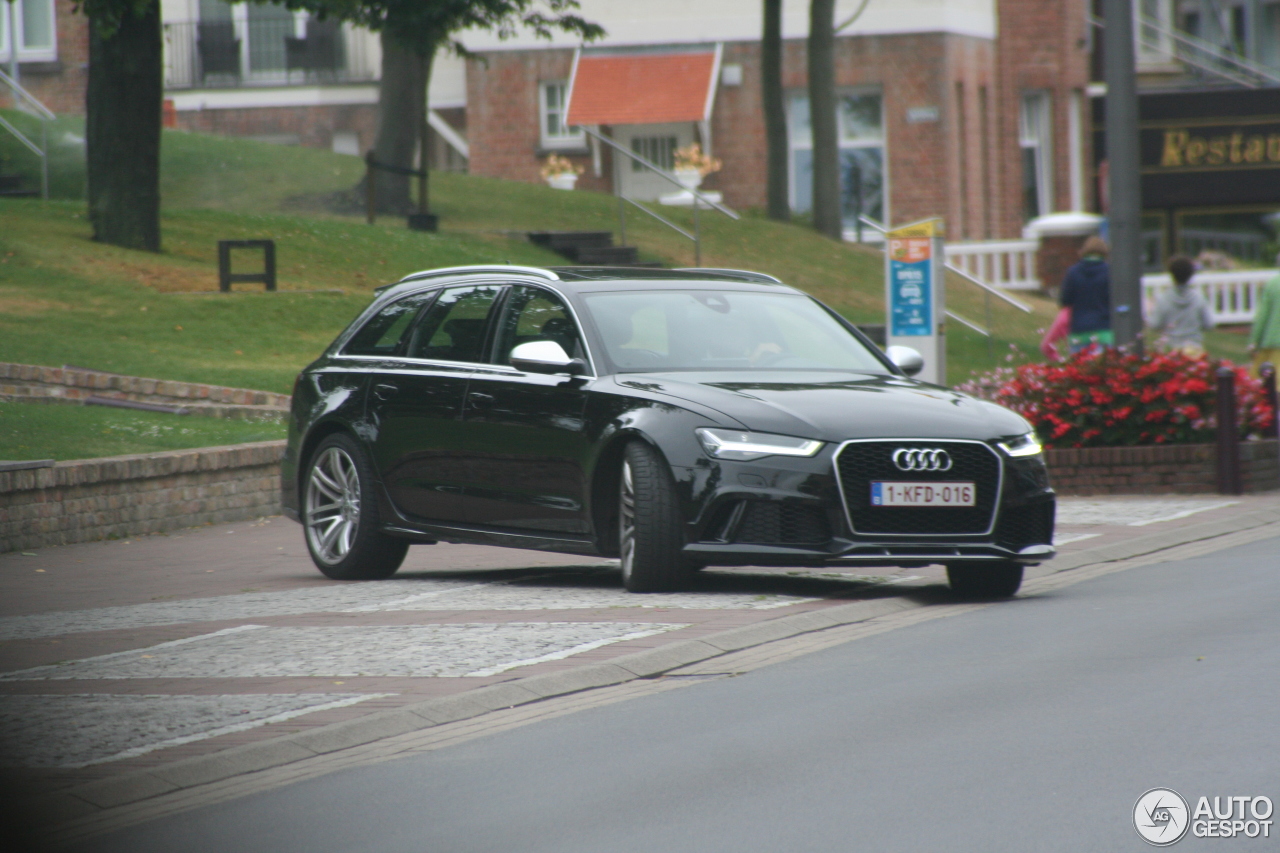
[2,493,1278,844]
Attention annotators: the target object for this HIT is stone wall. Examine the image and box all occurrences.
[0,362,289,420]
[0,442,285,553]
[1046,440,1280,496]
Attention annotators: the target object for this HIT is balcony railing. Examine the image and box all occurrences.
[163,19,376,90]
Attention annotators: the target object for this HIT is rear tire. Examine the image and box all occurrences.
[303,433,408,580]
[619,441,693,592]
[947,561,1023,599]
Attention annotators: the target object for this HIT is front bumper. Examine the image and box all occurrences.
[680,443,1055,568]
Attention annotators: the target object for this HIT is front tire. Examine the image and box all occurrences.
[303,433,408,580]
[947,561,1023,599]
[619,441,693,592]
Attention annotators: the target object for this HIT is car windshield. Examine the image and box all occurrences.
[582,290,889,373]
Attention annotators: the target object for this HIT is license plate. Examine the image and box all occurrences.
[871,481,975,507]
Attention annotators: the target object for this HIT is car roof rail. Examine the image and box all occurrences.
[396,265,561,286]
[673,268,784,284]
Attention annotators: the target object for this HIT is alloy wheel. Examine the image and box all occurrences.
[305,446,361,565]
[619,458,636,583]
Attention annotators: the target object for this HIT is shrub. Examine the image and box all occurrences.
[956,348,1275,448]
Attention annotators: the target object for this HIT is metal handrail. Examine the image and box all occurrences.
[0,67,53,199]
[579,126,741,267]
[0,68,55,120]
[943,263,1033,313]
[621,196,694,242]
[581,126,738,219]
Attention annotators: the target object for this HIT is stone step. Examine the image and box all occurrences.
[573,245,640,266]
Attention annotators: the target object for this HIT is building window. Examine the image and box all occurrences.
[539,81,584,149]
[629,136,677,172]
[0,0,57,62]
[1262,3,1280,68]
[788,89,885,231]
[1020,91,1053,222]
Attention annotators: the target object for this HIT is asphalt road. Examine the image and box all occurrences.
[75,534,1280,853]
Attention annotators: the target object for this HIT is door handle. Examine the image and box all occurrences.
[373,383,399,401]
[467,392,494,409]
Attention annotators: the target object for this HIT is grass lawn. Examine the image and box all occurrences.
[0,401,285,462]
[2,112,1116,400]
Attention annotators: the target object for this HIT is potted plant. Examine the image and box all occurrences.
[672,143,722,190]
[541,154,584,190]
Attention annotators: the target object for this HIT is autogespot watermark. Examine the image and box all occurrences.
[1133,788,1274,845]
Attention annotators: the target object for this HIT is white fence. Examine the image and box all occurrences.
[1142,269,1277,324]
[944,240,1039,291]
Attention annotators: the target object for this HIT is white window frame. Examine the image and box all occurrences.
[539,80,584,150]
[787,87,889,230]
[1020,91,1054,220]
[0,0,58,63]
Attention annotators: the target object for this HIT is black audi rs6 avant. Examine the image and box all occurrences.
[281,265,1055,597]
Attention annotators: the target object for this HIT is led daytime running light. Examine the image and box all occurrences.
[696,428,824,461]
[998,433,1043,457]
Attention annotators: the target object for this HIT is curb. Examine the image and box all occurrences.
[24,506,1280,829]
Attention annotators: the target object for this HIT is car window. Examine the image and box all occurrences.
[582,290,889,373]
[343,291,437,356]
[404,284,503,363]
[494,286,586,365]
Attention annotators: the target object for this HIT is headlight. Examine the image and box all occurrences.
[998,432,1043,458]
[695,428,824,461]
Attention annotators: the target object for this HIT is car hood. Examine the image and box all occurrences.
[614,371,1031,442]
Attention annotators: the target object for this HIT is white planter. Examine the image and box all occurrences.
[674,168,703,190]
[546,173,578,191]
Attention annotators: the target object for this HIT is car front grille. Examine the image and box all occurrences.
[734,501,831,545]
[835,440,1002,535]
[994,500,1055,551]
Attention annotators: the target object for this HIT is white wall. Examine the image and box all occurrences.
[458,0,996,51]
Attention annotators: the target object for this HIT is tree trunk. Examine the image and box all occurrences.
[367,31,426,214]
[808,0,841,240]
[418,45,436,215]
[762,0,789,222]
[86,1,162,252]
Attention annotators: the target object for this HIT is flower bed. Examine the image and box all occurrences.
[957,349,1275,449]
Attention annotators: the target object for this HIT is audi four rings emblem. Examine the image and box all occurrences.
[892,448,954,472]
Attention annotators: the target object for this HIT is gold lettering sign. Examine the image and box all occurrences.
[1156,123,1280,172]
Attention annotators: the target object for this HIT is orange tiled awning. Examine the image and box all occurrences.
[565,51,719,127]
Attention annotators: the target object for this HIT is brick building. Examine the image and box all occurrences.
[0,0,89,114]
[459,0,1093,241]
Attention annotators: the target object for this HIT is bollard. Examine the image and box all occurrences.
[1215,366,1243,495]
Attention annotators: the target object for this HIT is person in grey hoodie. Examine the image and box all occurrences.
[1150,255,1214,356]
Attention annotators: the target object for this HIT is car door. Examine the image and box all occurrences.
[366,283,504,525]
[459,284,594,534]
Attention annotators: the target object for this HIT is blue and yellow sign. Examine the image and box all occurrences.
[888,237,933,337]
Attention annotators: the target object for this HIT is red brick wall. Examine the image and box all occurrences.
[0,0,89,115]
[174,103,378,153]
[465,48,611,194]
[994,0,1093,237]
[1046,440,1279,495]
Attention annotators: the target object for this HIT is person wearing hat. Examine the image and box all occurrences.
[1249,252,1280,377]
[1059,235,1112,352]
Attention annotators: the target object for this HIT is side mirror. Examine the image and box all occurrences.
[510,340,588,376]
[885,345,925,377]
